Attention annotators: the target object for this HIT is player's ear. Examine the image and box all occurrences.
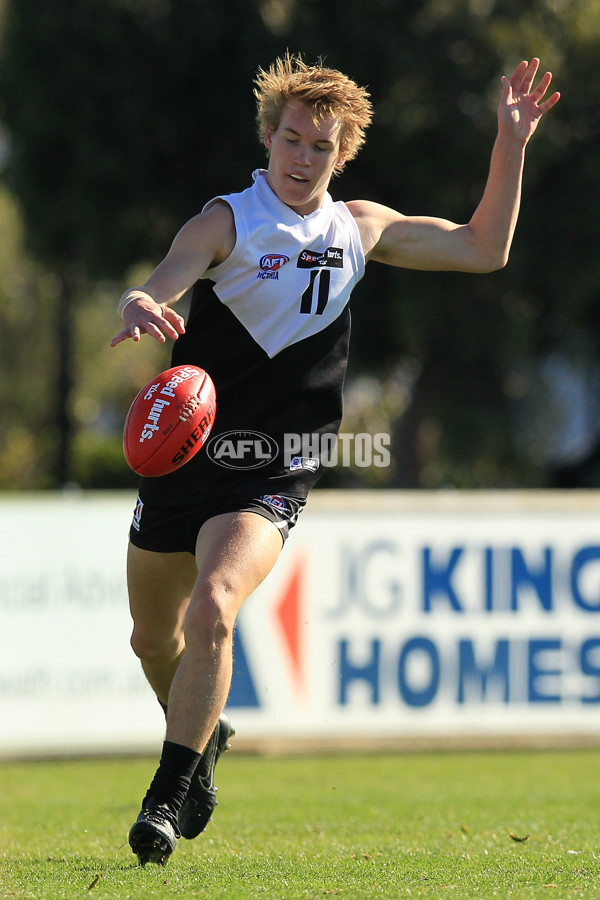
[264,124,274,151]
[334,154,347,173]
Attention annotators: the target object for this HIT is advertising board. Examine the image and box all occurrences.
[1,491,599,755]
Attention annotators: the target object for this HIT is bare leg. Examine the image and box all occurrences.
[127,511,283,865]
[166,511,283,752]
[127,544,197,706]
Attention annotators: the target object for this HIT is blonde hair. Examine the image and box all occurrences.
[254,53,373,167]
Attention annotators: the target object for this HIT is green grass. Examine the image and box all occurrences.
[1,749,599,899]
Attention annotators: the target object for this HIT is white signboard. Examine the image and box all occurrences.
[237,493,600,740]
[1,491,599,755]
[0,493,158,755]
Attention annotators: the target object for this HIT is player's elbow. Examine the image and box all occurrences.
[472,245,510,273]
[481,252,509,273]
[464,225,511,273]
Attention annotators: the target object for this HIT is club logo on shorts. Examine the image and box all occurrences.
[207,430,279,469]
[260,494,288,512]
[290,456,320,472]
[132,496,144,532]
[257,253,289,280]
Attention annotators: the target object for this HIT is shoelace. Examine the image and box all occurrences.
[142,802,180,834]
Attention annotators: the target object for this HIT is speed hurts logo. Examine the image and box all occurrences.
[139,366,199,443]
[297,247,344,268]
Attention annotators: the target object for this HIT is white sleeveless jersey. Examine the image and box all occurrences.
[202,169,364,357]
[166,169,365,498]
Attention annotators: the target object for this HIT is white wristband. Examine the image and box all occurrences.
[117,288,154,320]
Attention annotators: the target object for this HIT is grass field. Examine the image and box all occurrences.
[1,749,599,899]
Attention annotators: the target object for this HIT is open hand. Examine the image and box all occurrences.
[498,59,560,144]
[110,296,185,346]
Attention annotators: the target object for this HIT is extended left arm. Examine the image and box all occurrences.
[353,59,560,273]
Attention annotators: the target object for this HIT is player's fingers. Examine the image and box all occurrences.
[141,320,167,343]
[144,307,184,340]
[110,328,131,347]
[538,90,561,114]
[519,58,540,94]
[162,306,186,335]
[509,60,528,90]
[530,70,553,103]
[111,307,181,345]
[156,315,183,340]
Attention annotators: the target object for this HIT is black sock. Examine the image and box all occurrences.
[147,740,202,815]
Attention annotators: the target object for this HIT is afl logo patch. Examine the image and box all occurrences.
[259,253,289,272]
[260,494,289,512]
[207,430,279,469]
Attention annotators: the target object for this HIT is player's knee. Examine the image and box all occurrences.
[130,625,183,663]
[184,581,236,651]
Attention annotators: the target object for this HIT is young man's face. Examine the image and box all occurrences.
[264,101,344,216]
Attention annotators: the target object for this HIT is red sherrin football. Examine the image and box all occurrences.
[123,365,216,477]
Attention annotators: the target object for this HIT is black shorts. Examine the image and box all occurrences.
[128,486,305,554]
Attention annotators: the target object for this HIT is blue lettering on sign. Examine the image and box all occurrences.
[528,638,562,703]
[580,638,600,702]
[511,547,553,612]
[330,539,600,617]
[398,637,440,707]
[334,635,600,709]
[457,639,510,703]
[484,547,494,612]
[328,542,401,619]
[329,539,600,714]
[423,547,464,612]
[338,638,380,705]
[571,546,600,611]
[418,544,600,614]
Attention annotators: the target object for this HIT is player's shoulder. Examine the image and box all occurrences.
[346,198,401,220]
[345,198,375,217]
[184,198,235,234]
[345,199,403,259]
[174,199,237,266]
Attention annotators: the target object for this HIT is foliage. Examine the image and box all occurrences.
[0,0,598,488]
[0,187,57,488]
[285,0,600,488]
[0,0,278,275]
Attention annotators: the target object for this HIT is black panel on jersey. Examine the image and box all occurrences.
[142,278,351,500]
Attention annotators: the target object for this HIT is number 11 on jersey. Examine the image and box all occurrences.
[300,269,331,315]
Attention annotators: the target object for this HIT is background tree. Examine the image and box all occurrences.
[0,0,598,489]
[0,0,280,486]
